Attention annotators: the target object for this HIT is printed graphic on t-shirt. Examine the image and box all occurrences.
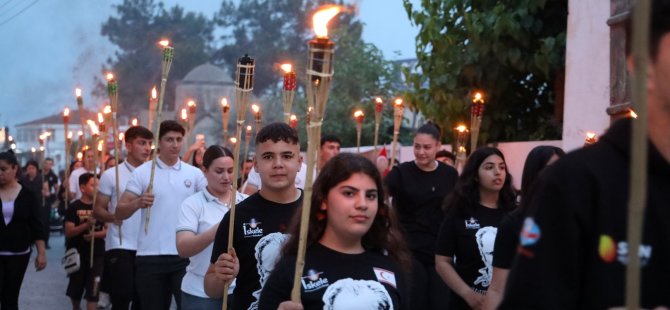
[373,267,397,289]
[599,234,653,266]
[301,269,330,292]
[249,232,289,310]
[465,217,481,230]
[474,226,497,288]
[242,218,264,238]
[520,217,541,246]
[321,278,393,310]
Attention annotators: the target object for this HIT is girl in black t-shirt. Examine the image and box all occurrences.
[435,147,516,309]
[259,153,411,310]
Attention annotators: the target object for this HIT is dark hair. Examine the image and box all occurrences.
[159,120,185,140]
[79,172,95,186]
[520,146,565,198]
[69,160,80,175]
[0,151,19,179]
[443,147,517,215]
[416,122,441,141]
[202,145,234,169]
[104,157,116,169]
[626,0,670,60]
[44,157,54,163]
[320,134,341,147]
[25,160,39,170]
[436,150,456,161]
[282,153,411,269]
[125,126,154,143]
[255,122,299,146]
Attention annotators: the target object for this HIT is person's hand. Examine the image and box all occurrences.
[463,290,485,310]
[138,192,155,209]
[35,252,47,271]
[81,216,94,229]
[114,218,123,226]
[213,248,239,283]
[83,232,93,242]
[188,140,204,152]
[278,301,303,310]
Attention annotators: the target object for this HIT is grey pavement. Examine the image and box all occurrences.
[19,233,73,309]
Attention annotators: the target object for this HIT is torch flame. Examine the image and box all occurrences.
[456,125,467,133]
[119,132,125,141]
[97,140,104,152]
[473,92,484,103]
[230,137,237,144]
[246,125,252,132]
[151,87,157,100]
[221,97,228,107]
[181,109,188,120]
[630,109,638,119]
[290,114,297,121]
[354,110,364,118]
[103,105,112,114]
[75,88,82,97]
[77,152,83,160]
[375,97,383,104]
[87,120,99,135]
[187,100,196,108]
[67,131,73,139]
[159,39,170,47]
[313,6,343,38]
[586,132,596,140]
[280,63,293,73]
[251,104,260,114]
[106,73,114,81]
[77,130,83,137]
[131,118,138,126]
[394,98,403,106]
[64,107,70,117]
[98,113,104,124]
[31,147,36,153]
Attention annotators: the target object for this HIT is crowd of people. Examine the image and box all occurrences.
[0,1,669,309]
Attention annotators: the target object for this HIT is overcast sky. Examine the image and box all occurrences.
[0,0,419,131]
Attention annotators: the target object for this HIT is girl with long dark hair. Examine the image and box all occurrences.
[435,147,516,309]
[259,153,411,310]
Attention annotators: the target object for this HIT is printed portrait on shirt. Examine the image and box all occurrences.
[250,232,290,309]
[474,226,497,288]
[322,278,393,310]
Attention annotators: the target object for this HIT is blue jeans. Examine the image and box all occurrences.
[181,291,224,310]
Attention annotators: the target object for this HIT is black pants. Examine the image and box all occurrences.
[409,258,451,309]
[135,255,188,310]
[0,253,30,310]
[105,249,141,310]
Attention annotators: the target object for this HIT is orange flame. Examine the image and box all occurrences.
[103,105,112,114]
[31,147,36,153]
[473,92,484,103]
[97,140,104,152]
[221,98,228,107]
[375,97,383,104]
[455,125,467,133]
[187,100,196,108]
[77,152,83,160]
[586,132,596,140]
[75,88,82,98]
[313,6,343,38]
[63,107,70,117]
[97,113,104,124]
[151,87,157,100]
[181,109,188,120]
[67,131,73,140]
[77,130,83,137]
[353,110,364,118]
[246,125,252,132]
[131,118,138,126]
[251,104,260,114]
[87,120,99,135]
[629,109,638,119]
[280,63,293,73]
[394,98,403,106]
[229,137,237,144]
[106,73,114,81]
[290,114,297,121]
[159,39,170,47]
[119,132,125,141]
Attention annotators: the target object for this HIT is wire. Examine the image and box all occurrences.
[0,0,39,27]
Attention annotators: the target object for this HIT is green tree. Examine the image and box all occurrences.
[98,0,214,115]
[403,0,567,144]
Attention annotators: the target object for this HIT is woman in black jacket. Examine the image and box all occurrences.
[0,151,47,309]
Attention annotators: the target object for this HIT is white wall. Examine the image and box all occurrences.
[562,0,612,152]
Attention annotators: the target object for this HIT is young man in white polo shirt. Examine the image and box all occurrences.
[68,148,96,201]
[116,120,206,310]
[93,126,153,309]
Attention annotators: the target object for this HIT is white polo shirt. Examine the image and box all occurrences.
[68,167,88,201]
[245,162,309,190]
[98,161,141,251]
[125,157,206,256]
[177,188,247,297]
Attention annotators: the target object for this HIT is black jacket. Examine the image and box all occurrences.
[0,186,46,252]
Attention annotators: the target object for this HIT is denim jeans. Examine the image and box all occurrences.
[180,291,224,310]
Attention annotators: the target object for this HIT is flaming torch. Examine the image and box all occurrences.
[389,98,405,170]
[281,63,297,123]
[222,54,255,309]
[63,108,71,211]
[146,39,174,234]
[106,73,123,245]
[131,118,138,127]
[289,114,298,130]
[470,91,485,152]
[584,132,597,145]
[251,103,262,131]
[75,88,87,147]
[187,100,197,145]
[180,108,189,144]
[353,110,364,153]
[292,5,342,302]
[221,98,231,144]
[373,97,383,158]
[87,120,101,268]
[149,87,157,131]
[454,124,468,169]
[243,125,253,170]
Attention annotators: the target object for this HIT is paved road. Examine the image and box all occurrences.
[19,233,73,309]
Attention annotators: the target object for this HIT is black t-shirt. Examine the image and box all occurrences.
[501,119,670,309]
[384,161,458,265]
[491,208,522,269]
[64,200,105,257]
[19,173,43,205]
[259,243,405,310]
[210,191,302,310]
[44,170,59,204]
[435,204,505,295]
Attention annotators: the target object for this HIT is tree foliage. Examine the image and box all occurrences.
[403,0,567,143]
[99,0,214,114]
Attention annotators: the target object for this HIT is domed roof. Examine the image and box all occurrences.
[182,63,233,85]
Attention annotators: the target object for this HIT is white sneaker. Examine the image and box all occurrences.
[98,291,111,309]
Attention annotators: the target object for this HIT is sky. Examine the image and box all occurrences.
[0,0,420,131]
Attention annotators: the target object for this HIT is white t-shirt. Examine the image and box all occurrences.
[176,188,248,297]
[98,161,141,251]
[125,157,206,256]
[245,162,309,190]
[68,167,88,201]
